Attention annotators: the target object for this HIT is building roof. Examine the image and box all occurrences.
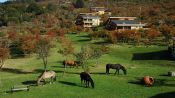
[79,13,96,16]
[111,20,146,26]
[109,17,137,19]
[90,7,106,11]
[81,15,101,19]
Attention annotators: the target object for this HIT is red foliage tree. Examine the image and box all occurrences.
[0,42,9,68]
[146,28,160,41]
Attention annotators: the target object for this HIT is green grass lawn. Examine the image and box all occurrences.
[0,33,175,98]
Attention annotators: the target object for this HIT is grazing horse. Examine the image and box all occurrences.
[143,76,154,86]
[80,72,94,88]
[37,71,56,86]
[106,64,127,75]
[63,60,79,68]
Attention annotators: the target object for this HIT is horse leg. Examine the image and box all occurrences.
[118,69,119,75]
[50,78,52,84]
[85,80,87,88]
[87,81,89,87]
[54,76,56,81]
[43,79,46,85]
[114,69,117,75]
[81,79,83,86]
[106,68,108,74]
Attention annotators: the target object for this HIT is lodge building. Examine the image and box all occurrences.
[105,17,146,30]
[75,14,101,28]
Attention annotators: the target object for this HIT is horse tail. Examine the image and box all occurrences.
[106,64,109,74]
[90,77,94,88]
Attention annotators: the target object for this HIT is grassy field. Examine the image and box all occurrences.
[0,33,175,98]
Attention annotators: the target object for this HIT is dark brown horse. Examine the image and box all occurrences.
[80,72,94,88]
[106,64,127,75]
[63,60,79,68]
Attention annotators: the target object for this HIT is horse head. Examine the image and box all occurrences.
[121,66,127,75]
[37,77,42,86]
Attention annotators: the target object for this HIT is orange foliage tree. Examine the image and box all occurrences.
[145,28,160,42]
[159,25,175,44]
[0,42,9,68]
[21,34,38,54]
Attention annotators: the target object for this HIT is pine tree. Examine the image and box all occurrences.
[75,0,84,8]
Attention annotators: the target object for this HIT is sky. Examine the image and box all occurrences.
[0,0,7,3]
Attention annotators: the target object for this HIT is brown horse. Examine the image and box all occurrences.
[37,71,56,86]
[143,76,154,86]
[63,60,79,68]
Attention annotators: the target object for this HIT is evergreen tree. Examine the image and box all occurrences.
[75,0,84,8]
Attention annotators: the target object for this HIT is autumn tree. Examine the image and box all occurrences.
[106,31,117,44]
[75,45,106,72]
[145,28,160,42]
[91,45,104,66]
[58,37,74,74]
[58,37,74,58]
[36,36,52,71]
[0,42,9,69]
[75,45,93,72]
[159,25,175,44]
[21,34,38,55]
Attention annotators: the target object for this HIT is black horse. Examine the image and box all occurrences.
[106,64,127,75]
[80,72,94,88]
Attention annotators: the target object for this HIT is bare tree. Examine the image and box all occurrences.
[36,36,52,71]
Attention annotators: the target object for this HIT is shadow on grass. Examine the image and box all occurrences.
[32,69,63,74]
[22,80,37,86]
[128,77,143,86]
[159,74,169,77]
[149,91,175,98]
[0,68,32,74]
[51,65,64,68]
[59,81,79,87]
[65,72,80,75]
[77,35,89,38]
[128,77,167,87]
[132,50,174,61]
[77,39,91,42]
[90,72,106,75]
[93,41,110,45]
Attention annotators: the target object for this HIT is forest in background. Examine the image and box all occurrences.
[0,0,175,59]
